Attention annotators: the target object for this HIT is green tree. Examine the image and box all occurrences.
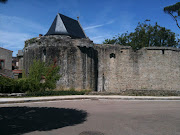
[43,59,60,90]
[164,2,180,29]
[0,0,7,3]
[103,22,178,50]
[22,59,60,91]
[0,59,60,93]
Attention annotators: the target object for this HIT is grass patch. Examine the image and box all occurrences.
[0,90,91,98]
[25,90,91,97]
[89,90,180,96]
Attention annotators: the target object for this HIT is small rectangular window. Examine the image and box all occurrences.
[0,60,5,69]
[43,49,46,62]
[162,50,165,54]
[110,53,116,58]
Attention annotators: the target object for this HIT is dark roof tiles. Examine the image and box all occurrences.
[46,13,87,38]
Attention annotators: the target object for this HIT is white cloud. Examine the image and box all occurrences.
[84,20,115,30]
[84,24,105,30]
[0,14,47,56]
[0,31,30,47]
[83,11,135,44]
[85,28,113,44]
[0,30,32,56]
[0,14,47,33]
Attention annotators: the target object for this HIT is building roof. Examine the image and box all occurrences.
[13,70,22,74]
[45,13,87,38]
[0,69,13,78]
[0,47,13,52]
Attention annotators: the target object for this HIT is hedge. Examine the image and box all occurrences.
[25,90,91,97]
[0,76,43,93]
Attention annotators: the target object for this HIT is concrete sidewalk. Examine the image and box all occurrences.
[1,95,180,104]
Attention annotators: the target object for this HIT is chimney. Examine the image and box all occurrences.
[77,16,79,21]
[39,34,43,37]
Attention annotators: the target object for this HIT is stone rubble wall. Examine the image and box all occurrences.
[95,45,180,92]
[23,35,180,91]
[0,47,12,70]
[23,35,96,90]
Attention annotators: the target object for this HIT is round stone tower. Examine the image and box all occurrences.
[23,13,98,91]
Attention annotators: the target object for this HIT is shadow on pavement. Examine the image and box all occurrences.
[0,106,88,135]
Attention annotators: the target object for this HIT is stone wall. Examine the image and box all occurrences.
[23,35,180,91]
[17,50,24,70]
[18,57,23,70]
[23,35,97,90]
[95,45,180,92]
[0,47,12,70]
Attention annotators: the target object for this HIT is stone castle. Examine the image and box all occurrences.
[23,13,180,92]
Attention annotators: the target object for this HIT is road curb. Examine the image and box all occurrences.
[1,96,180,104]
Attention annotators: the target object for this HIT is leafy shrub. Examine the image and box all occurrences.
[27,59,60,91]
[0,76,40,93]
[0,59,60,93]
[0,76,16,93]
[17,78,42,93]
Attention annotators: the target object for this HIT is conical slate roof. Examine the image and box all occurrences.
[45,13,87,38]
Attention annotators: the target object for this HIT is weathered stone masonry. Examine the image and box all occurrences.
[24,35,97,91]
[24,35,180,92]
[0,47,13,70]
[94,45,180,92]
[23,13,180,92]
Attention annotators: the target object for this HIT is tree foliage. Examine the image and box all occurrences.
[25,59,60,91]
[0,0,7,3]
[103,22,178,50]
[164,2,180,29]
[0,76,17,93]
[0,59,60,93]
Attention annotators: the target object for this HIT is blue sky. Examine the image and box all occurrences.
[0,0,179,56]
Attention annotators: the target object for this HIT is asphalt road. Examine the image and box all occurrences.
[0,99,180,135]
